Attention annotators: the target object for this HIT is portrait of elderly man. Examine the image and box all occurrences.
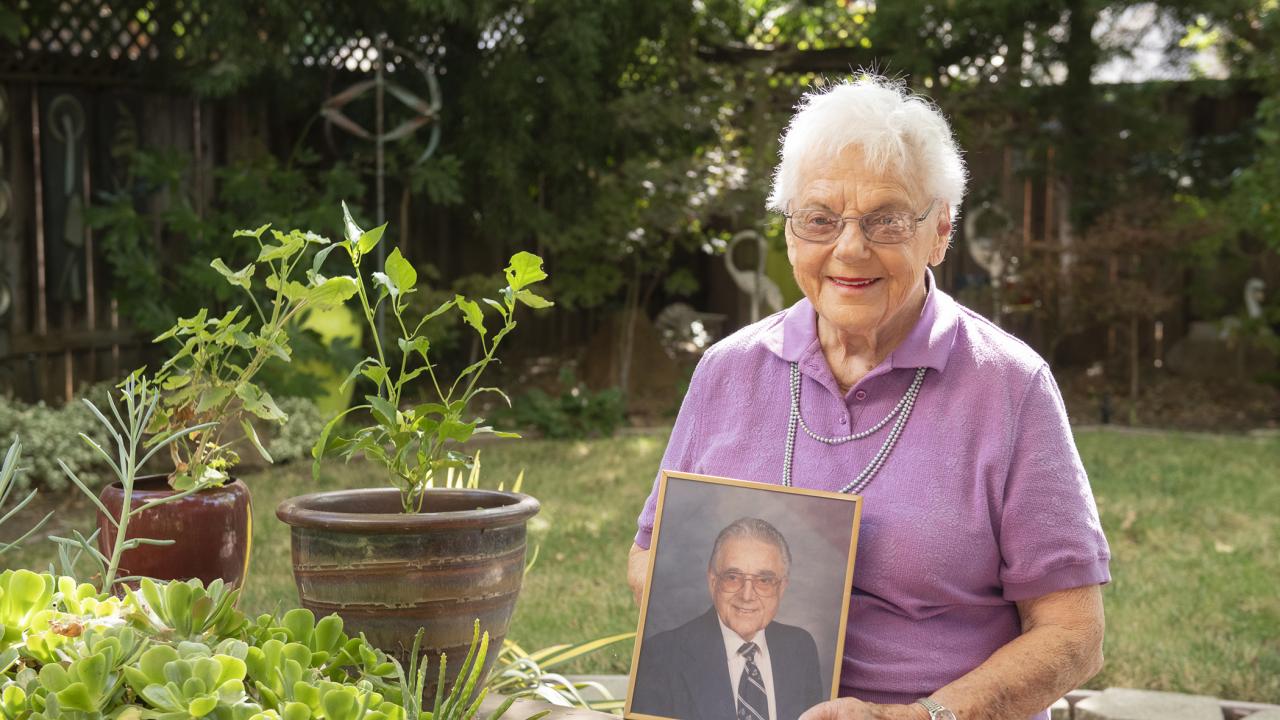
[629,74,1111,720]
[630,517,824,720]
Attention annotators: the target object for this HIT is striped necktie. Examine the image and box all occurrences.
[736,641,768,720]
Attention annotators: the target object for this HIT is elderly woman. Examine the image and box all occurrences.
[628,76,1110,720]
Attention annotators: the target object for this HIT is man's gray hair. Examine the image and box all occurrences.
[767,73,967,224]
[708,517,792,575]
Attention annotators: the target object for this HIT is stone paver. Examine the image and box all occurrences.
[1074,688,1221,720]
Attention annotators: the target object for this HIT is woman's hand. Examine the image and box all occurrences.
[799,699,929,720]
[627,543,650,605]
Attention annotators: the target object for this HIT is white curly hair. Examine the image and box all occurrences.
[767,74,967,223]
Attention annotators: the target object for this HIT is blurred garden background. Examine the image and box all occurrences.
[1,0,1278,707]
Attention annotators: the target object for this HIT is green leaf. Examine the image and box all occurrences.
[414,402,448,417]
[505,251,548,291]
[365,395,399,427]
[306,276,359,309]
[360,365,388,387]
[371,272,397,299]
[456,295,486,336]
[311,406,362,478]
[233,223,271,240]
[397,336,430,362]
[266,274,309,303]
[258,233,305,262]
[312,242,341,277]
[358,224,387,255]
[384,247,418,297]
[422,298,456,323]
[162,374,192,390]
[515,289,554,309]
[241,419,273,464]
[195,386,234,414]
[236,384,286,423]
[341,201,364,244]
[482,298,507,318]
[339,357,379,393]
[211,258,255,291]
[438,419,477,443]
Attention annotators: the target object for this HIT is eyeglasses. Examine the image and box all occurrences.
[714,571,785,596]
[783,199,937,245]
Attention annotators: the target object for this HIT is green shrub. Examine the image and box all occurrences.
[269,398,328,465]
[502,369,625,440]
[0,392,111,494]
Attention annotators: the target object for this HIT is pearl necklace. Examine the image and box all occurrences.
[782,362,927,494]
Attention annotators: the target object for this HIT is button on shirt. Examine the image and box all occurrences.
[635,272,1110,720]
[721,619,776,720]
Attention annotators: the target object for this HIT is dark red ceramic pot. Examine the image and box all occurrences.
[97,475,253,588]
[276,487,539,695]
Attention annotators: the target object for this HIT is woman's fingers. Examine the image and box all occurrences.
[799,698,872,720]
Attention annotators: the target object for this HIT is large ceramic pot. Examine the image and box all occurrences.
[275,487,539,691]
[97,476,253,588]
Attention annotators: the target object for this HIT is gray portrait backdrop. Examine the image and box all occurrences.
[642,475,859,700]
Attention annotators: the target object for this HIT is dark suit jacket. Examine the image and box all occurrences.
[630,608,824,720]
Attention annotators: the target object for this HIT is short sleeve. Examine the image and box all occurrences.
[634,351,714,549]
[998,365,1111,601]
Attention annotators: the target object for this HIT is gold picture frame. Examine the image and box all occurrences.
[626,470,863,720]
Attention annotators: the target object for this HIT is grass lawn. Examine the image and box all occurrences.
[4,429,1278,702]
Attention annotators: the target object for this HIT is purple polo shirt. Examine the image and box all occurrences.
[635,276,1110,716]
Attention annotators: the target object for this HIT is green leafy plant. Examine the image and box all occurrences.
[312,203,554,512]
[124,578,247,642]
[150,223,358,491]
[122,644,261,719]
[501,369,626,440]
[46,376,214,592]
[34,628,142,718]
[0,572,515,720]
[396,622,536,720]
[486,633,634,713]
[268,398,328,464]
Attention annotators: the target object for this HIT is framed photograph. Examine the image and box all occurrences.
[626,470,863,720]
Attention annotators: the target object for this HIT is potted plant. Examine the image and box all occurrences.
[95,223,358,589]
[1,418,531,720]
[277,203,553,694]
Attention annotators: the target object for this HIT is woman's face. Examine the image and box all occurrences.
[785,145,950,345]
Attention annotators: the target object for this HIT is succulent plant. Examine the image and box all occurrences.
[1,570,55,655]
[122,644,262,719]
[125,578,247,642]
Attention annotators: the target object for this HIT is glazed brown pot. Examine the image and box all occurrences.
[275,487,539,693]
[97,476,253,588]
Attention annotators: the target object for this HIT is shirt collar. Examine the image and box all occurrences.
[718,614,770,660]
[762,268,959,374]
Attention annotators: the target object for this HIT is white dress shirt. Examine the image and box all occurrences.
[719,617,776,720]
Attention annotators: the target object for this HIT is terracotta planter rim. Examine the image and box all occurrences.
[102,475,247,496]
[276,487,540,533]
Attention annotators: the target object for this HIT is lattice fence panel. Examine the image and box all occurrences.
[5,2,452,80]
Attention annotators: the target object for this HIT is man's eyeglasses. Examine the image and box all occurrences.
[783,199,937,245]
[714,571,785,596]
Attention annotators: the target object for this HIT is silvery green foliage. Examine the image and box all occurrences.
[268,398,327,464]
[0,439,52,556]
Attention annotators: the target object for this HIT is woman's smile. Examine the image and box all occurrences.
[827,275,881,292]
